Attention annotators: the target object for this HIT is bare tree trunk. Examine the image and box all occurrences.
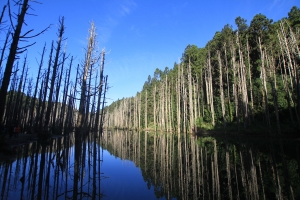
[18,66,29,127]
[59,56,73,131]
[231,42,240,132]
[0,30,10,72]
[237,33,249,128]
[28,44,45,132]
[84,62,93,130]
[0,4,7,25]
[278,22,300,128]
[224,44,232,123]
[259,37,271,133]
[218,50,226,129]
[44,17,65,130]
[138,93,141,129]
[76,22,97,135]
[13,56,27,125]
[183,89,187,133]
[165,76,168,131]
[193,80,198,129]
[34,76,45,131]
[181,64,187,132]
[134,95,137,129]
[128,98,131,128]
[94,50,105,131]
[207,51,215,126]
[177,64,181,134]
[267,52,281,134]
[0,0,29,122]
[23,77,32,127]
[99,75,108,133]
[246,38,254,119]
[145,90,147,129]
[5,65,19,125]
[153,85,157,131]
[188,58,194,131]
[52,51,66,129]
[39,41,54,130]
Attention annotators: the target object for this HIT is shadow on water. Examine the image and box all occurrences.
[0,132,105,200]
[101,129,300,200]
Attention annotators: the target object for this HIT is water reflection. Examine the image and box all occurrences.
[101,130,300,200]
[0,133,104,200]
[1,130,299,200]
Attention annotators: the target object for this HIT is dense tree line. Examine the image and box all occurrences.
[0,0,108,137]
[105,6,300,134]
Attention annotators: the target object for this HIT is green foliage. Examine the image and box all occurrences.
[288,6,300,30]
[194,109,214,130]
[235,16,248,33]
[248,13,273,39]
[105,6,300,134]
[195,117,203,127]
[182,44,206,79]
[203,109,212,123]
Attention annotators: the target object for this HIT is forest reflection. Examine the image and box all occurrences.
[0,132,104,200]
[102,130,300,200]
[1,130,299,200]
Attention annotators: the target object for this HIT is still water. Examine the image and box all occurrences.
[0,130,299,200]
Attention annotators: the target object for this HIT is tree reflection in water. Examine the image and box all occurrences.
[0,132,104,200]
[101,130,300,200]
[1,130,299,200]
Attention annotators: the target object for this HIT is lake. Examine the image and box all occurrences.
[0,130,299,199]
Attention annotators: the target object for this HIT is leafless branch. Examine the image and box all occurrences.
[21,24,51,39]
[29,0,42,5]
[0,4,7,25]
[20,28,33,37]
[7,0,16,32]
[26,12,37,17]
[16,48,27,54]
[18,41,36,49]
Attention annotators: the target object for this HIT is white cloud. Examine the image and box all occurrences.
[97,0,137,44]
[98,26,112,44]
[120,5,131,16]
[268,0,286,11]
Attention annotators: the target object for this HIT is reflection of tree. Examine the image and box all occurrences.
[0,132,105,199]
[101,130,300,200]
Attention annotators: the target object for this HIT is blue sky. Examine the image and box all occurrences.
[0,0,299,105]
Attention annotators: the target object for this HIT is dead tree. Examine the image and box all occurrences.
[99,75,108,133]
[0,0,50,122]
[94,50,105,132]
[38,41,54,130]
[75,22,99,135]
[44,17,65,131]
[59,56,73,130]
[28,44,45,133]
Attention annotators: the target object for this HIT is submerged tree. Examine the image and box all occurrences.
[44,17,66,130]
[75,22,107,135]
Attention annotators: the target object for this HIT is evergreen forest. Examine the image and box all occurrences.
[104,6,300,135]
